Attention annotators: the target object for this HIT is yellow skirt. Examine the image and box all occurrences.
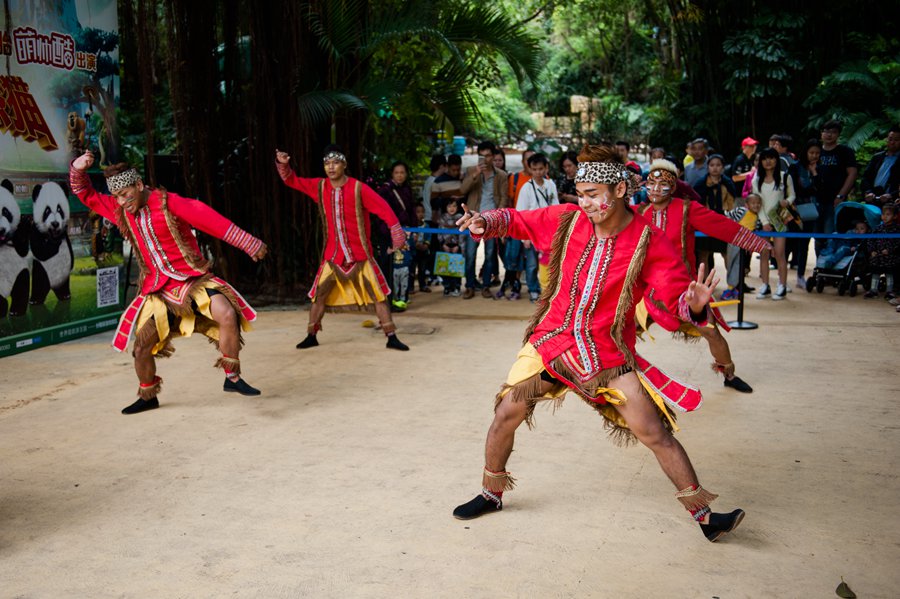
[500,343,679,434]
[315,261,387,311]
[135,279,252,356]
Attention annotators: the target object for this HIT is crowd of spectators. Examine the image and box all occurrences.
[370,122,900,314]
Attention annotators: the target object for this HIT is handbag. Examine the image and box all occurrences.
[795,201,819,222]
[434,251,464,278]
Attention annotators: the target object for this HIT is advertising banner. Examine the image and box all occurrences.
[0,0,122,358]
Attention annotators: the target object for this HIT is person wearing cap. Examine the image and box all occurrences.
[275,146,410,351]
[69,151,268,414]
[451,143,747,543]
[636,159,771,394]
[732,137,758,188]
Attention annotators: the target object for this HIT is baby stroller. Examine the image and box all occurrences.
[806,202,882,296]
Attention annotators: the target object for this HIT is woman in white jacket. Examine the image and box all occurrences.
[752,147,796,300]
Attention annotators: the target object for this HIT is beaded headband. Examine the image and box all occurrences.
[323,151,347,163]
[105,168,141,193]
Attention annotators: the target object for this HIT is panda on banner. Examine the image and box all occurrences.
[29,181,74,305]
[0,180,31,318]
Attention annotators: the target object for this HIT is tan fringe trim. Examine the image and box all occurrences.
[671,322,703,344]
[353,181,373,260]
[523,209,579,343]
[609,224,651,368]
[482,468,516,493]
[160,188,209,272]
[137,376,162,399]
[712,361,735,377]
[494,372,559,430]
[675,485,719,511]
[133,319,176,358]
[214,356,241,373]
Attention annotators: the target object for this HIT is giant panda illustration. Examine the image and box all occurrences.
[29,181,74,305]
[0,180,30,317]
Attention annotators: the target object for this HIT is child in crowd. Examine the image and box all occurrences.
[412,203,432,294]
[816,220,868,270]
[438,199,463,296]
[864,203,900,300]
[516,153,559,301]
[721,193,762,300]
[391,235,414,310]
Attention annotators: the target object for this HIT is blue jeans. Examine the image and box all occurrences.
[524,245,540,294]
[463,236,496,290]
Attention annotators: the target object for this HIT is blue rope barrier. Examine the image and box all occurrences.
[400,226,900,239]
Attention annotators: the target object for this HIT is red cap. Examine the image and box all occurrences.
[741,137,759,147]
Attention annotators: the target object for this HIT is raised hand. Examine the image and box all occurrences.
[252,243,268,262]
[456,203,485,235]
[685,263,720,314]
[73,150,94,171]
[275,149,290,164]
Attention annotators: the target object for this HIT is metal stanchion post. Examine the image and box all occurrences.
[727,247,758,330]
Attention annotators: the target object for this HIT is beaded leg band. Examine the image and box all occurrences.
[307,323,322,335]
[138,376,162,399]
[482,467,516,493]
[481,487,503,506]
[676,484,719,522]
[381,321,397,336]
[711,361,736,378]
[214,355,241,375]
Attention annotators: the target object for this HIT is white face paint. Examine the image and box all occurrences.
[647,179,673,204]
[576,182,617,225]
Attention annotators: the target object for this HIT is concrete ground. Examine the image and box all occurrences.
[1,260,899,598]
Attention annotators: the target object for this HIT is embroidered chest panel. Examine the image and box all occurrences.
[533,231,618,377]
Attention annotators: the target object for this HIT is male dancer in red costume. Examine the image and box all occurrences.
[636,159,771,393]
[452,144,744,542]
[70,151,267,414]
[275,146,409,351]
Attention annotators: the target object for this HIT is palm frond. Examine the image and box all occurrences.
[438,3,542,84]
[302,0,366,61]
[295,89,367,129]
[844,117,884,150]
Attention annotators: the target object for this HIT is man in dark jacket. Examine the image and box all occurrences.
[861,126,900,207]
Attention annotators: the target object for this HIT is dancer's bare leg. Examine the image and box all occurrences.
[610,371,698,490]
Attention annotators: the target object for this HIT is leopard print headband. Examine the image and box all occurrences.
[105,168,141,193]
[575,161,628,185]
[575,161,641,199]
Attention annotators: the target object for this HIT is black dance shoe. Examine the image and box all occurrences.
[386,335,409,351]
[121,397,159,415]
[224,377,261,396]
[452,494,502,520]
[296,334,319,349]
[700,509,745,542]
[723,376,753,393]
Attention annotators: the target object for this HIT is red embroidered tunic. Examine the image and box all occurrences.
[69,164,262,352]
[637,198,770,332]
[277,163,405,298]
[477,204,706,381]
[637,197,769,274]
[70,164,262,296]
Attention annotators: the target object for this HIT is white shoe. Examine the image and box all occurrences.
[772,284,787,300]
[786,285,793,293]
[797,276,807,289]
[756,284,771,299]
